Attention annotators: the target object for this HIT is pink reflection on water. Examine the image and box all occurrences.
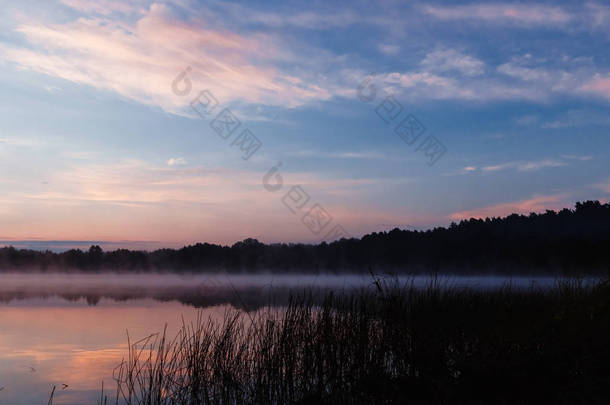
[0,298,226,405]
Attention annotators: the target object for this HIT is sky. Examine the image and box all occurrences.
[0,0,609,248]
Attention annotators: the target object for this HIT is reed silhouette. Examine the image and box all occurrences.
[106,276,610,404]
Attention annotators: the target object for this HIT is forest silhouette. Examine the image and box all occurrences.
[1,201,608,274]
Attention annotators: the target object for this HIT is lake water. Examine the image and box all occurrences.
[0,273,588,404]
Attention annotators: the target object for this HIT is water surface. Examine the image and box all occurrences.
[0,273,587,404]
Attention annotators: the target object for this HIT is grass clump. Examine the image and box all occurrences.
[108,277,610,404]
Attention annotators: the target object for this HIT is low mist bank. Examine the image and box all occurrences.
[0,273,601,308]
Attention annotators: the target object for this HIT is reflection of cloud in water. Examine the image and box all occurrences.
[0,298,224,405]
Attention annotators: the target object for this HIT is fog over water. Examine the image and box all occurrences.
[0,272,597,309]
[0,272,600,404]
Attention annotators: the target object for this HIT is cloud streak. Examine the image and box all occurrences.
[2,1,610,111]
[450,194,569,220]
[421,3,572,26]
[482,159,567,173]
[420,49,485,77]
[0,3,339,114]
[0,157,418,244]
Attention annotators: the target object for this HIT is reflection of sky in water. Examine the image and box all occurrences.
[0,274,598,404]
[0,298,222,405]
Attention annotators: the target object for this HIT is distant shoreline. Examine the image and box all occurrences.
[1,201,608,274]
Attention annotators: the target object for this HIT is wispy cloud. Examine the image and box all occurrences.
[0,157,415,243]
[560,154,593,161]
[587,2,610,31]
[380,71,479,100]
[580,75,610,100]
[420,49,485,77]
[195,0,396,31]
[0,136,47,148]
[368,43,610,104]
[474,154,593,176]
[3,1,610,112]
[450,194,569,220]
[288,150,390,160]
[421,3,572,26]
[443,166,479,176]
[0,3,341,114]
[376,52,590,103]
[542,109,610,128]
[60,0,147,15]
[482,159,567,172]
[446,157,581,176]
[167,157,187,166]
[514,114,540,126]
[594,179,610,194]
[378,44,401,55]
[497,62,550,81]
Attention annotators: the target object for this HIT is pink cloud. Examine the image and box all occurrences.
[580,76,610,99]
[449,194,569,221]
[0,158,418,244]
[0,3,336,113]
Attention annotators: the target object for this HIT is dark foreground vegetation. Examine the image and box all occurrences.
[99,277,610,404]
[2,201,610,274]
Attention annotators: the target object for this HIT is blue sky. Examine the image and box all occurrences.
[0,0,609,247]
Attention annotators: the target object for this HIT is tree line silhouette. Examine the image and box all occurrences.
[1,201,608,274]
